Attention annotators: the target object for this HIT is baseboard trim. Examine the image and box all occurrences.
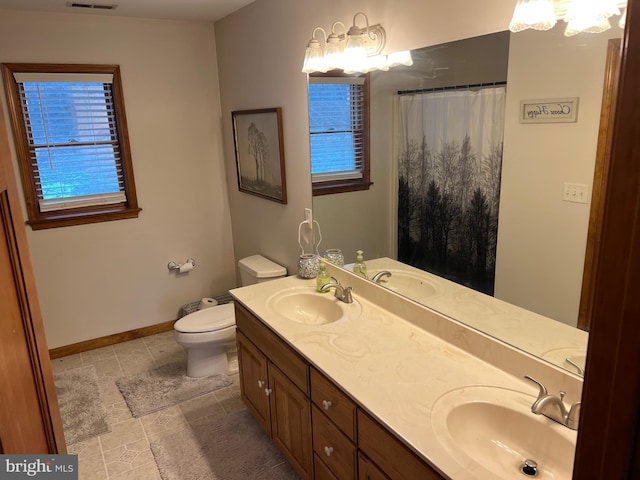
[49,320,176,359]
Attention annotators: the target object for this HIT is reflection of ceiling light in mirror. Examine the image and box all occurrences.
[301,12,412,74]
[386,51,414,68]
[564,0,618,36]
[508,0,627,36]
[509,0,557,32]
[619,7,627,27]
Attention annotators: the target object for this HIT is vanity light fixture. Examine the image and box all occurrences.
[508,0,627,36]
[302,12,413,74]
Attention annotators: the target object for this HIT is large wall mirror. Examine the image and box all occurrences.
[310,22,623,376]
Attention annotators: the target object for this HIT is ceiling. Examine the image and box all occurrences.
[0,0,255,22]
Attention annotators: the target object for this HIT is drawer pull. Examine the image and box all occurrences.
[265,388,272,396]
[258,380,265,388]
[324,446,334,457]
[322,400,333,411]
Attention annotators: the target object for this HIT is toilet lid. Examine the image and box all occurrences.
[174,302,235,333]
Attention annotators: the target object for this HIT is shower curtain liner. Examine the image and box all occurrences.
[395,86,506,295]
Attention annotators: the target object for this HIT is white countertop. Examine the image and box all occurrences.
[361,257,588,375]
[230,273,578,480]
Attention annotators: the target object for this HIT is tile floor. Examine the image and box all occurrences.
[51,331,245,480]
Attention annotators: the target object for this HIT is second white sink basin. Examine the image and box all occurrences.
[370,269,441,300]
[431,386,577,479]
[267,286,362,325]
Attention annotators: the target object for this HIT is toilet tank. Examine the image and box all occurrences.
[238,255,287,286]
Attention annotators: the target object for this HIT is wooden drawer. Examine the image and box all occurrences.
[357,410,444,480]
[312,404,357,480]
[310,367,357,441]
[358,452,390,480]
[314,453,339,480]
[235,302,309,394]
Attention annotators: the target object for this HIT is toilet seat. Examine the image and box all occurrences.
[174,302,235,333]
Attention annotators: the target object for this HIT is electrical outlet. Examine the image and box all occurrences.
[304,208,313,225]
[563,182,589,204]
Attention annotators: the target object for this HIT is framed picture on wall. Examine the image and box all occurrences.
[232,107,287,204]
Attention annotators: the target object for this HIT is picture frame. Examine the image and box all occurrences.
[232,107,287,204]
[519,97,579,123]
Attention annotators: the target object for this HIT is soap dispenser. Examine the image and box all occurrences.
[316,259,331,293]
[353,250,368,278]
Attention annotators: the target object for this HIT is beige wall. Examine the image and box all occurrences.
[0,10,236,348]
[495,25,622,325]
[215,0,513,272]
[215,0,619,328]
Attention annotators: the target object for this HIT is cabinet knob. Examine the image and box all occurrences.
[324,446,334,457]
[258,380,265,388]
[322,400,333,411]
[265,388,272,396]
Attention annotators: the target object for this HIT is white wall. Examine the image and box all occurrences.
[0,11,236,348]
[214,0,514,274]
[495,25,622,325]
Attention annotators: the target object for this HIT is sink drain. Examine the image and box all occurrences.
[520,459,539,477]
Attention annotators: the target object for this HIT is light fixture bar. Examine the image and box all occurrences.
[302,12,412,74]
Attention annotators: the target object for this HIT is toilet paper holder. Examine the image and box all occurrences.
[168,258,196,272]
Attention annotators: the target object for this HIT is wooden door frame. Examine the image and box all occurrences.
[577,37,621,332]
[0,96,66,453]
[573,0,640,476]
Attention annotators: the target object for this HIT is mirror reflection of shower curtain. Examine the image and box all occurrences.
[395,86,505,295]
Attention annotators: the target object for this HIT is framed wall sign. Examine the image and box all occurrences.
[232,107,287,204]
[520,97,579,123]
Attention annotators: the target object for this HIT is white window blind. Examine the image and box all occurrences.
[308,76,366,184]
[14,72,126,212]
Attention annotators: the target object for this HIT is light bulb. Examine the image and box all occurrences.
[509,0,557,32]
[302,39,327,74]
[564,0,616,36]
[343,26,367,73]
[324,33,344,71]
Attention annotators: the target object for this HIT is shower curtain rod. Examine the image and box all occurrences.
[397,80,506,96]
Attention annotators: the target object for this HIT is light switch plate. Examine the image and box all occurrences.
[563,182,589,204]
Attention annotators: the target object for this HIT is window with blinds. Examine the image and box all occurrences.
[2,64,140,229]
[308,73,371,195]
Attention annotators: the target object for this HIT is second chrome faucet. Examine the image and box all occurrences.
[524,375,581,430]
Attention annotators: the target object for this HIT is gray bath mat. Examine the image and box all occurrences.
[116,362,232,417]
[150,409,300,480]
[54,365,111,445]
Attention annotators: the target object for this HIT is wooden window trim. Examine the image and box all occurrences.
[1,63,141,230]
[310,70,372,196]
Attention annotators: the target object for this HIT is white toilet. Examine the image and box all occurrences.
[174,255,287,378]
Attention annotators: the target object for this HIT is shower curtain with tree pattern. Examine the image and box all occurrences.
[396,86,505,295]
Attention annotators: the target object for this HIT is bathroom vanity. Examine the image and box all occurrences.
[230,264,582,480]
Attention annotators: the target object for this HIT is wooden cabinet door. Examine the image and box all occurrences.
[0,107,65,453]
[358,452,390,480]
[236,331,271,434]
[269,363,313,480]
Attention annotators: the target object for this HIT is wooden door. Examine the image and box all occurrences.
[236,331,271,434]
[269,363,313,480]
[0,104,65,453]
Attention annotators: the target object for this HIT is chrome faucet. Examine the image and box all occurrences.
[524,375,581,430]
[371,270,392,284]
[320,278,353,303]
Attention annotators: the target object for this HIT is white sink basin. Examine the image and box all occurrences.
[540,347,586,376]
[370,269,441,300]
[431,386,577,479]
[267,286,362,325]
